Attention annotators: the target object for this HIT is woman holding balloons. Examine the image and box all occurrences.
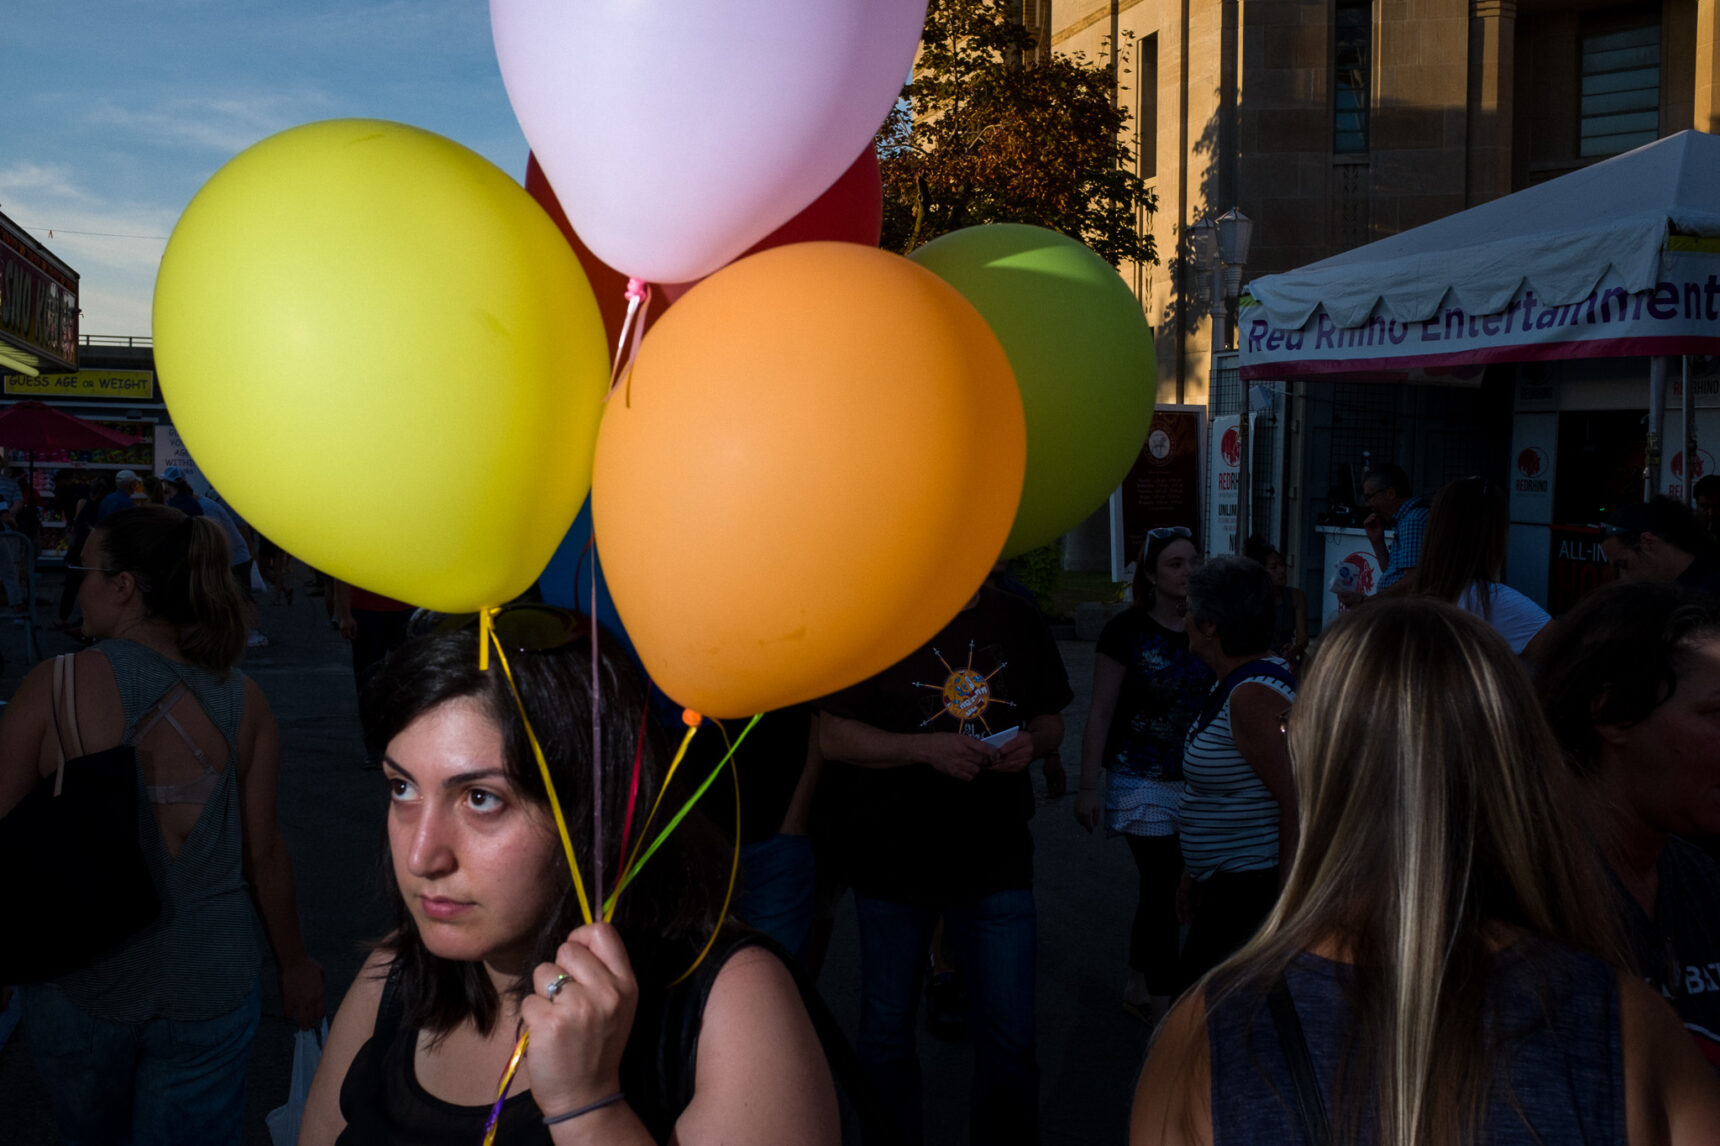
[298,616,839,1145]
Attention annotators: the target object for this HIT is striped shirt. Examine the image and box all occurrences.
[1179,658,1295,882]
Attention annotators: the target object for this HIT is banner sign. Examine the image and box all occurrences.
[0,214,78,372]
[1548,525,1615,616]
[4,370,154,399]
[153,425,208,492]
[1206,414,1256,558]
[1239,249,1720,380]
[1108,407,1203,582]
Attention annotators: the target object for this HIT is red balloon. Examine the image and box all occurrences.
[525,154,664,361]
[659,146,883,301]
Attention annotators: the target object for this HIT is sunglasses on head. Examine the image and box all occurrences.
[418,603,595,654]
[1146,526,1193,543]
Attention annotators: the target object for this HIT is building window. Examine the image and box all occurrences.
[1334,1,1370,154]
[1138,34,1158,180]
[1579,14,1660,158]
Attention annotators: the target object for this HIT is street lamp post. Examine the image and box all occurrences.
[1190,209,1253,554]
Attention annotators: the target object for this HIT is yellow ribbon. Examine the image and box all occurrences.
[487,627,594,928]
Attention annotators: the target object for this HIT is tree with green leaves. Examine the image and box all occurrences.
[878,0,1156,269]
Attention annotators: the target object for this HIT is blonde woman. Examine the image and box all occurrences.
[1131,599,1720,1146]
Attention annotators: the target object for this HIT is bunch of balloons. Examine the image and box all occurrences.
[152,0,1156,718]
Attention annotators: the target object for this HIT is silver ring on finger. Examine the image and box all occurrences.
[544,972,571,1001]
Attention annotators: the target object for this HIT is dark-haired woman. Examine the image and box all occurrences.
[1076,527,1212,1025]
[298,618,839,1145]
[1132,599,1720,1146]
[0,504,324,1146]
[1406,476,1551,660]
[1539,581,1720,1068]
[1175,555,1297,990]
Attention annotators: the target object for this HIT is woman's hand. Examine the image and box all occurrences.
[1074,789,1103,833]
[522,922,639,1120]
[280,955,326,1029]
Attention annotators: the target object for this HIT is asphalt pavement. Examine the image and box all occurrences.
[0,583,1150,1145]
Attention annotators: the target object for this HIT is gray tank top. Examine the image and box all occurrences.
[1207,938,1624,1145]
[57,640,260,1022]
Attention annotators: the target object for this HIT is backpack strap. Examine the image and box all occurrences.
[48,653,84,796]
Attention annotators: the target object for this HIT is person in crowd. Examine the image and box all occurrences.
[159,465,205,518]
[1603,496,1720,598]
[819,582,1072,1146]
[1538,581,1720,1067]
[204,486,269,649]
[0,504,325,1145]
[256,531,295,607]
[1404,476,1552,660]
[51,479,103,632]
[297,615,839,1145]
[1132,598,1720,1146]
[1695,474,1720,538]
[1244,534,1307,666]
[0,457,21,511]
[332,579,416,765]
[1361,463,1429,590]
[1075,526,1212,1028]
[1175,555,1297,990]
[685,705,823,966]
[96,468,141,521]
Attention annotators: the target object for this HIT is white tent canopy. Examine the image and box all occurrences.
[1240,130,1720,380]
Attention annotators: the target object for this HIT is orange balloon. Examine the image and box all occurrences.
[593,242,1025,718]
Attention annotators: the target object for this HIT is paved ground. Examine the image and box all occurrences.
[0,584,1150,1144]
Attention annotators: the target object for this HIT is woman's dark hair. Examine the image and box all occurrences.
[1130,528,1198,610]
[1536,581,1720,776]
[1242,533,1279,566]
[96,505,246,673]
[1407,477,1507,608]
[364,626,729,1040]
[1185,554,1276,656]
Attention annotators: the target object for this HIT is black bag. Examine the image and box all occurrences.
[0,655,160,983]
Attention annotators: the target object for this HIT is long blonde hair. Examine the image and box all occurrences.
[1203,598,1620,1146]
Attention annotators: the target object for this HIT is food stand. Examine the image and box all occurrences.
[1238,130,1720,615]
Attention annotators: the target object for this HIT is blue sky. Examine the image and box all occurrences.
[2,1,528,338]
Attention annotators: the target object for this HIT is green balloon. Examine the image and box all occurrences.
[911,224,1157,557]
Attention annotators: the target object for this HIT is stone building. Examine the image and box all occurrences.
[1049,0,1720,404]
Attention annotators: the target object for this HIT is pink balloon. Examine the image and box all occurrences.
[491,0,925,284]
[659,147,883,302]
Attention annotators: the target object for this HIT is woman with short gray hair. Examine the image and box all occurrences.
[1176,555,1297,990]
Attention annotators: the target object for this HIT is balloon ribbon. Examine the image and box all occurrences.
[604,713,761,918]
[607,277,653,404]
[482,1029,530,1146]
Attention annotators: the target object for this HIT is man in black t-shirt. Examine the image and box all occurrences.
[819,586,1072,1146]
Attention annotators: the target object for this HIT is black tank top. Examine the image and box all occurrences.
[335,930,763,1145]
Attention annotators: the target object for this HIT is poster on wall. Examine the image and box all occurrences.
[1107,406,1204,583]
[1658,409,1720,504]
[1548,525,1615,615]
[153,425,208,492]
[1206,413,1255,559]
[1509,413,1557,525]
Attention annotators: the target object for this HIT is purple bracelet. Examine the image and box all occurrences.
[542,1091,626,1126]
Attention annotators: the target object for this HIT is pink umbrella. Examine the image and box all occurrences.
[0,400,139,501]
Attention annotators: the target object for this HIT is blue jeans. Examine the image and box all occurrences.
[854,889,1039,1146]
[19,980,261,1146]
[737,832,816,966]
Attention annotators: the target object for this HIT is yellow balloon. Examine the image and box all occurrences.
[153,119,609,612]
